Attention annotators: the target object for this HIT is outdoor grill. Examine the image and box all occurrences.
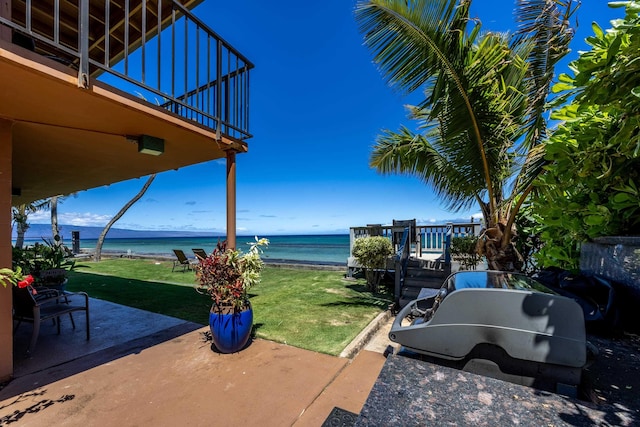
[389,270,595,392]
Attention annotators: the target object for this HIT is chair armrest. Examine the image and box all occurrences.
[33,286,61,300]
[35,291,89,307]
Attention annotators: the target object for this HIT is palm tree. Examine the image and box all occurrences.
[50,195,62,246]
[355,0,577,270]
[12,200,49,248]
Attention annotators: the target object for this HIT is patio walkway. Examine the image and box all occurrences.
[1,298,388,426]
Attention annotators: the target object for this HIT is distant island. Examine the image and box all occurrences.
[13,217,480,242]
[13,223,221,241]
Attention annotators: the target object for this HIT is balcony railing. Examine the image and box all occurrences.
[1,0,253,141]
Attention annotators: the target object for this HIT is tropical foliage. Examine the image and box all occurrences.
[0,266,33,288]
[355,0,578,271]
[12,200,49,249]
[532,2,640,271]
[194,237,269,312]
[450,235,479,270]
[10,239,76,288]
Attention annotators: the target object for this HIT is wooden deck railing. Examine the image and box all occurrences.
[349,222,482,258]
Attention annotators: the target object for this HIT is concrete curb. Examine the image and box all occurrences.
[339,309,392,359]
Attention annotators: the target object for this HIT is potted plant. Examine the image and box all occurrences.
[194,237,269,353]
[13,240,75,292]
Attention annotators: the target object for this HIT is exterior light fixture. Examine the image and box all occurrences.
[131,134,164,155]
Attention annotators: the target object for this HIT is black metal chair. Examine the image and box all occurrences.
[13,286,90,355]
[192,248,208,261]
[172,249,195,272]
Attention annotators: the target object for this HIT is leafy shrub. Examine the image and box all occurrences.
[532,4,640,271]
[513,204,543,274]
[12,239,75,275]
[352,236,393,292]
[450,236,480,270]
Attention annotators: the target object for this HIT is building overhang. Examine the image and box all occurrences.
[1,40,246,205]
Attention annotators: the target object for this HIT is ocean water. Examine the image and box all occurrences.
[56,235,351,265]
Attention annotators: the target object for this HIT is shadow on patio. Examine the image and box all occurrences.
[8,297,202,394]
[1,297,388,426]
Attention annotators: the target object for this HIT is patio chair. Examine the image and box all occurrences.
[172,249,195,272]
[192,248,208,261]
[13,286,90,355]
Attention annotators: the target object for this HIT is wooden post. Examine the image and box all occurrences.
[226,150,237,250]
[444,222,453,265]
[0,0,11,43]
[0,118,13,381]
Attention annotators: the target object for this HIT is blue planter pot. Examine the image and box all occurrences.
[209,303,253,353]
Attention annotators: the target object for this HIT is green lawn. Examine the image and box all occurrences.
[66,258,391,355]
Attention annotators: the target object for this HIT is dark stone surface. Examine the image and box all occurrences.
[355,355,638,426]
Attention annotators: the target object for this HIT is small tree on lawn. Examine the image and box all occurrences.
[94,174,156,262]
[352,236,393,292]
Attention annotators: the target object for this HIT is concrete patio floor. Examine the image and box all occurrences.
[4,297,640,425]
[1,298,390,426]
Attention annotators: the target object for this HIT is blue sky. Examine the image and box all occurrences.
[29,0,624,236]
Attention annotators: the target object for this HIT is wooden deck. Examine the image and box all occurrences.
[348,221,483,308]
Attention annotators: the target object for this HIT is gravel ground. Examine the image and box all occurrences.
[581,332,640,416]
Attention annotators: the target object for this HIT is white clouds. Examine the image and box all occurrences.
[27,211,51,223]
[60,212,113,226]
[30,211,112,227]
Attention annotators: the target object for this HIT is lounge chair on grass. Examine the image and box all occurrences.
[172,249,195,272]
[192,248,208,261]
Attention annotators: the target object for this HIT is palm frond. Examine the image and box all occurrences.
[357,0,576,233]
[513,0,579,148]
[370,125,481,212]
[355,0,470,94]
[355,0,498,211]
[426,31,530,205]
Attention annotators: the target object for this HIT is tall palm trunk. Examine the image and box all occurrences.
[13,205,29,249]
[94,174,156,262]
[50,195,61,246]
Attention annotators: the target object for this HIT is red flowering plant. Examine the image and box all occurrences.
[194,237,269,314]
[0,266,36,293]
